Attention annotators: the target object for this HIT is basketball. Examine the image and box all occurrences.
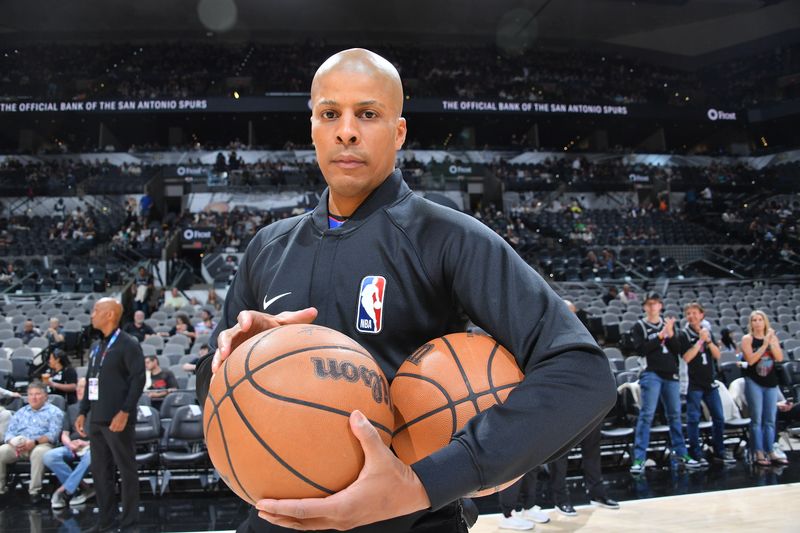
[203,324,394,503]
[390,332,524,496]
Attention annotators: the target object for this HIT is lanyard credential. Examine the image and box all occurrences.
[92,328,121,371]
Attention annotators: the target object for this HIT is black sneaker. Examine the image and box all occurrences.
[556,503,577,517]
[590,496,620,510]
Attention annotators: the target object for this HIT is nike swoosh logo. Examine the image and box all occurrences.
[263,292,292,311]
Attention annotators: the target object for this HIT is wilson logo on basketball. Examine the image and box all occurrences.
[311,357,391,406]
[406,343,434,365]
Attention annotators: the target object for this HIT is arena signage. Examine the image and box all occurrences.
[629,173,650,183]
[181,227,215,249]
[706,108,737,121]
[439,100,630,116]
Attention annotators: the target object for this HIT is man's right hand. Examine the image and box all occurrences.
[75,414,87,437]
[211,308,317,374]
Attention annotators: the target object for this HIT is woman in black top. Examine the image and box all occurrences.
[741,310,785,466]
[45,349,78,405]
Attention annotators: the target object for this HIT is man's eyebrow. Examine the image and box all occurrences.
[315,99,386,108]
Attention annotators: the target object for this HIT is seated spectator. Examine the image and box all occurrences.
[162,313,196,343]
[163,287,189,312]
[44,377,95,509]
[16,320,41,344]
[144,355,177,408]
[602,286,619,305]
[194,309,216,336]
[44,318,65,350]
[619,283,638,304]
[206,289,222,312]
[43,349,78,405]
[182,344,210,374]
[124,310,156,342]
[720,327,738,351]
[0,386,22,439]
[0,382,63,501]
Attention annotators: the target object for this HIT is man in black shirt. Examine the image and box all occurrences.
[123,310,155,343]
[629,292,701,474]
[679,302,733,465]
[76,298,145,532]
[144,355,177,408]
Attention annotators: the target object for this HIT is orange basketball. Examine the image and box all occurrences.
[203,324,394,503]
[390,332,524,497]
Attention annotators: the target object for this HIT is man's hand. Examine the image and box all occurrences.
[75,414,87,437]
[255,410,430,531]
[211,308,317,374]
[21,439,36,453]
[699,329,712,343]
[109,410,129,432]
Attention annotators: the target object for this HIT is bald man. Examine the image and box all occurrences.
[196,48,614,532]
[76,298,145,531]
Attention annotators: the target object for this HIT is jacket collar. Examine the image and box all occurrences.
[311,169,410,232]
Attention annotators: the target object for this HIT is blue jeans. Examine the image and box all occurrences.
[686,386,725,459]
[744,377,778,455]
[43,446,92,495]
[633,371,687,461]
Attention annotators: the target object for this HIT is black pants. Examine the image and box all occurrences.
[237,501,468,533]
[89,421,139,527]
[550,422,606,505]
[498,469,538,517]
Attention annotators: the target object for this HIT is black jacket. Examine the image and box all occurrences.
[195,170,615,529]
[80,329,145,423]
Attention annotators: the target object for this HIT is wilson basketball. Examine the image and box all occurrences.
[390,332,524,496]
[203,324,394,503]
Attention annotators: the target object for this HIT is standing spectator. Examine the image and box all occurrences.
[0,382,63,502]
[44,349,78,405]
[629,292,701,473]
[741,310,785,466]
[679,303,733,465]
[144,355,177,408]
[45,317,65,350]
[44,377,95,509]
[163,287,189,312]
[16,319,41,344]
[139,192,152,221]
[75,298,145,531]
[133,266,152,315]
[124,310,156,342]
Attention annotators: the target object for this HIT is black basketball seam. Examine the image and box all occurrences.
[486,342,503,404]
[392,371,458,436]
[227,373,337,496]
[212,367,257,504]
[392,379,518,434]
[441,335,480,414]
[241,336,393,435]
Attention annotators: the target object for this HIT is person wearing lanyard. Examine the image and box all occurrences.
[75,298,145,532]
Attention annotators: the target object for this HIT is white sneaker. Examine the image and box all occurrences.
[499,515,535,530]
[50,490,66,509]
[520,506,550,524]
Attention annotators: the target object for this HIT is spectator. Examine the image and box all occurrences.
[163,287,189,312]
[0,381,63,502]
[206,288,222,312]
[133,266,152,315]
[182,344,210,374]
[741,310,785,466]
[164,313,196,343]
[45,317,65,350]
[602,286,618,305]
[497,469,550,530]
[618,284,638,304]
[123,310,156,342]
[44,377,95,509]
[194,309,216,336]
[629,292,701,473]
[144,355,177,408]
[679,303,734,465]
[719,327,738,351]
[16,319,41,344]
[44,349,78,406]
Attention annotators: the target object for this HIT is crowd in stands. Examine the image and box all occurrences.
[2,41,799,108]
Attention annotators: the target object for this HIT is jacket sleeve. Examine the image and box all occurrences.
[409,212,617,510]
[121,340,146,414]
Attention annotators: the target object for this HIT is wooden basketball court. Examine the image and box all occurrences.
[470,483,799,532]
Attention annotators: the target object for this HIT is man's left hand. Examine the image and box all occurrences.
[109,411,129,432]
[255,410,431,530]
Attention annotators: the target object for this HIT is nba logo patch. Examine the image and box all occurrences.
[356,276,386,334]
